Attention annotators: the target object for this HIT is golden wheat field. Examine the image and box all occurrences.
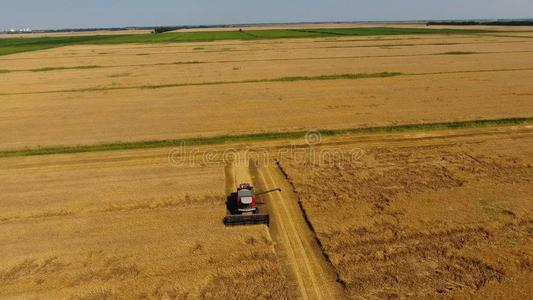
[279,127,533,299]
[1,29,533,149]
[0,149,290,299]
[1,24,532,299]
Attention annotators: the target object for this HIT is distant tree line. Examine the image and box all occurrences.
[427,20,533,26]
[152,25,243,34]
[152,27,181,34]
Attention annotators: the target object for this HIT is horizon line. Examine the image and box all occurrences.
[3,17,533,33]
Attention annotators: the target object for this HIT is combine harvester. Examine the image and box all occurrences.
[223,183,281,226]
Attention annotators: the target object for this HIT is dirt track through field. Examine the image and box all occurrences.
[224,153,344,299]
[256,162,344,299]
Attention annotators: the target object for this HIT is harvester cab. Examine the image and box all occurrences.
[236,183,256,213]
[223,183,281,226]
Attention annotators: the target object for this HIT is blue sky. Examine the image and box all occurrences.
[1,0,532,30]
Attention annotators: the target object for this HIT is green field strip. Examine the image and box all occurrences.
[3,66,533,96]
[0,72,403,95]
[0,27,494,57]
[1,117,531,158]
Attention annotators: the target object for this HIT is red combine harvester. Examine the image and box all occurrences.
[223,183,281,226]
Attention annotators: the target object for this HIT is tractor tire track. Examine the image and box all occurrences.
[224,163,236,196]
[250,161,345,300]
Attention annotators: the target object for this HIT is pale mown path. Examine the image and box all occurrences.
[222,156,345,300]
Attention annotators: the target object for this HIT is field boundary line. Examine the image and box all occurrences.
[3,50,533,74]
[4,66,533,96]
[0,72,402,95]
[3,66,533,96]
[1,117,532,158]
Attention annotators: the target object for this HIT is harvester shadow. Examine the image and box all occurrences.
[225,192,239,215]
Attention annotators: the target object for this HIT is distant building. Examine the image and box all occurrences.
[5,28,33,34]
